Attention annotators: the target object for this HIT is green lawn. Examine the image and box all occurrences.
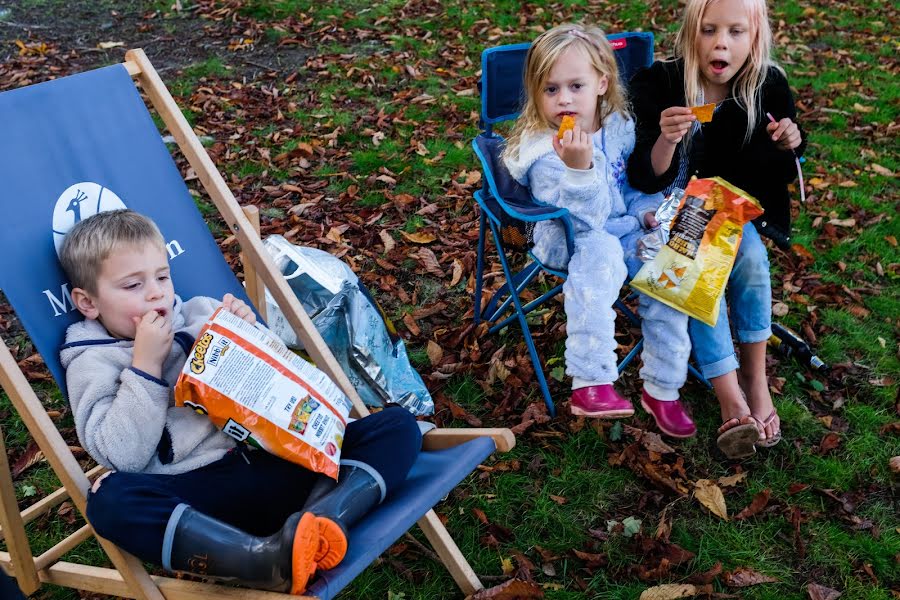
[0,0,897,598]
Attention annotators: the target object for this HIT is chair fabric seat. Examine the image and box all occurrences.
[307,437,496,600]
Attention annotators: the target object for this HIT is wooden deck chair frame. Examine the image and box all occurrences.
[0,49,514,600]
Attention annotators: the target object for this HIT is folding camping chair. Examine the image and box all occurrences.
[472,34,708,416]
[0,49,514,600]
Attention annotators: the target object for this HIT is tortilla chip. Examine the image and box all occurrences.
[557,115,576,139]
[690,103,716,123]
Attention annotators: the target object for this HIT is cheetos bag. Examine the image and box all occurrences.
[175,307,353,479]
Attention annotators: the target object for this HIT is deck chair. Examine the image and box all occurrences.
[472,34,708,416]
[0,49,514,600]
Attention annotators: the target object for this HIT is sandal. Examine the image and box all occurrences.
[751,409,782,448]
[716,415,760,459]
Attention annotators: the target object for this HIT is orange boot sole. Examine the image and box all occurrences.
[289,512,319,595]
[314,516,348,571]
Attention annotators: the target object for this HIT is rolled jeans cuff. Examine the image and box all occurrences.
[735,325,772,345]
[698,354,739,380]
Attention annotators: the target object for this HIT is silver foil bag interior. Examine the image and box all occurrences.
[637,187,685,262]
[261,235,434,416]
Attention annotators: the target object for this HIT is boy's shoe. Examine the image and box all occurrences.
[640,390,697,438]
[570,385,634,418]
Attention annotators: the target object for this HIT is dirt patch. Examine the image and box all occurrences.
[0,0,313,82]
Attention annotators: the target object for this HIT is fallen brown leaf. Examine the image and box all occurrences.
[734,489,772,521]
[638,583,701,599]
[426,340,443,366]
[817,432,841,455]
[722,566,779,587]
[693,479,728,520]
[467,578,543,600]
[807,582,842,600]
[400,230,437,244]
[686,561,723,585]
[718,472,748,488]
[625,425,675,454]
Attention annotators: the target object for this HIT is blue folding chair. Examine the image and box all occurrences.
[473,34,708,417]
[0,50,513,600]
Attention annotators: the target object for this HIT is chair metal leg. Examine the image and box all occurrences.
[487,220,556,416]
[474,208,487,326]
[484,261,542,325]
[488,282,564,334]
[617,337,643,374]
[688,361,712,388]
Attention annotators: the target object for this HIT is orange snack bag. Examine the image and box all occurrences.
[175,307,353,480]
[690,103,716,123]
[631,177,763,326]
[557,115,576,139]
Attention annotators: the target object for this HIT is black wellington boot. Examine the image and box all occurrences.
[163,503,319,595]
[303,461,385,570]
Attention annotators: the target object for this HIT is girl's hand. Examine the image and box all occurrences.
[131,310,174,378]
[223,293,257,325]
[658,106,696,145]
[643,211,659,229]
[766,118,801,151]
[552,124,593,170]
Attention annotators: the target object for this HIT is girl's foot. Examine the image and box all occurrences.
[716,415,759,459]
[640,390,697,438]
[738,370,781,447]
[570,384,634,418]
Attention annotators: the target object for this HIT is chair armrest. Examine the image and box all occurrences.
[422,428,515,452]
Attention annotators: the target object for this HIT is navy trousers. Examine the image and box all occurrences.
[87,406,421,564]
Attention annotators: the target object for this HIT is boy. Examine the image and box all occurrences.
[59,209,422,594]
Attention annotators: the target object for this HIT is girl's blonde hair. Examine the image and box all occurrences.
[503,24,629,163]
[674,0,777,144]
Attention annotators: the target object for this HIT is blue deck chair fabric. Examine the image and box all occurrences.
[473,33,709,415]
[0,65,496,599]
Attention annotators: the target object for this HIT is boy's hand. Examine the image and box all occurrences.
[131,310,174,378]
[766,118,801,151]
[658,106,695,145]
[222,293,257,325]
[552,124,593,171]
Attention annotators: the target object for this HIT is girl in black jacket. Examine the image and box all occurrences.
[626,0,806,458]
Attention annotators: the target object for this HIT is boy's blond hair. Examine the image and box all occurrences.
[502,23,629,164]
[60,209,166,294]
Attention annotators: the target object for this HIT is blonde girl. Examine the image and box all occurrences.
[627,0,806,457]
[503,24,696,437]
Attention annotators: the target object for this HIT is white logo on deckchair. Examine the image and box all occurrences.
[52,182,127,256]
[45,182,187,317]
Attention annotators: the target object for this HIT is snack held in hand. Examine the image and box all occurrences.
[557,115,576,139]
[175,308,353,479]
[689,102,716,123]
[631,177,763,326]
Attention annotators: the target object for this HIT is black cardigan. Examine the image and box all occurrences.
[626,59,806,248]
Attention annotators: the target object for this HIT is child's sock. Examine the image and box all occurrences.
[572,377,604,390]
[643,382,679,401]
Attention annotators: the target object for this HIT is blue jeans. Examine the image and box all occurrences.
[86,407,422,565]
[689,223,772,379]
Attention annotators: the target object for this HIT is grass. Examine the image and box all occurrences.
[1,0,899,598]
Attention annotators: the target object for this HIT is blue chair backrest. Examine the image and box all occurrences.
[480,31,654,132]
[0,65,252,395]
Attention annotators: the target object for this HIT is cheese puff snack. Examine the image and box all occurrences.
[689,103,716,123]
[557,115,576,139]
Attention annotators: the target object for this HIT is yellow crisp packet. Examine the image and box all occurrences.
[557,115,576,139]
[690,103,716,123]
[631,177,763,326]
